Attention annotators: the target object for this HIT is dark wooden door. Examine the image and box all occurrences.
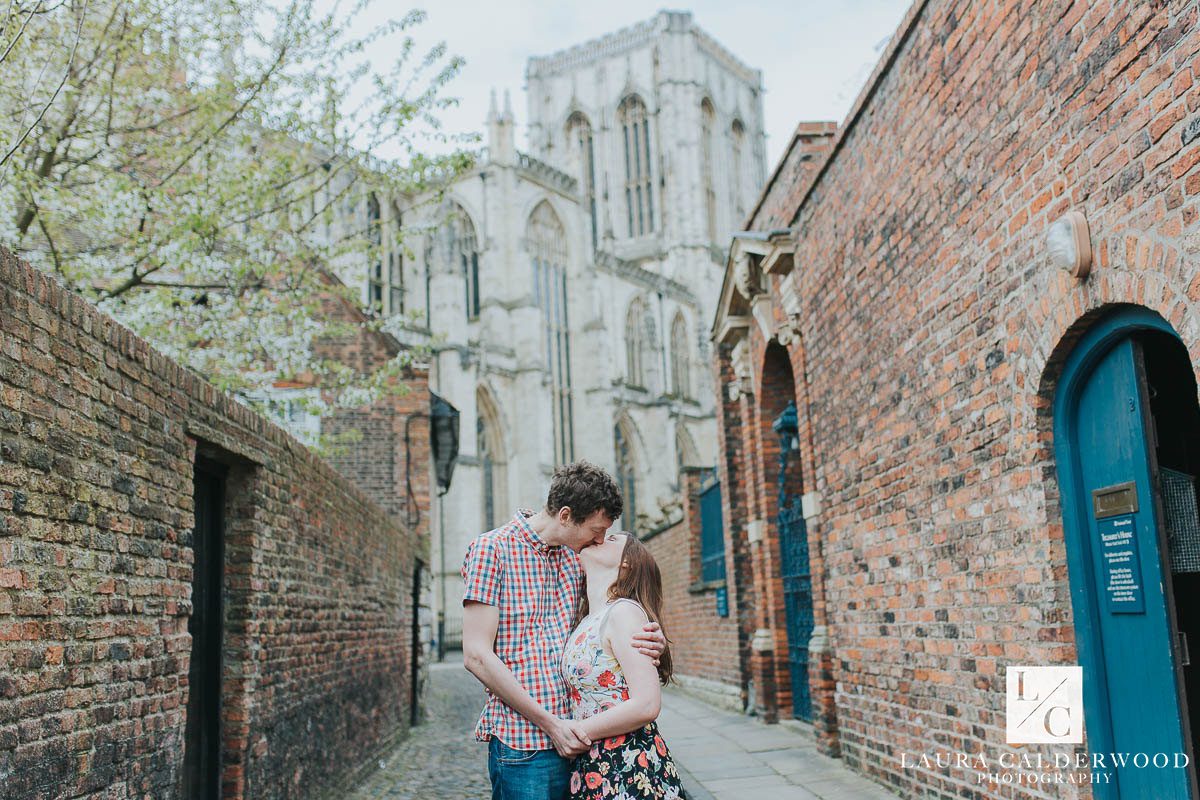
[183,460,225,799]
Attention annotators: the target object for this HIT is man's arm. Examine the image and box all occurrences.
[462,600,592,757]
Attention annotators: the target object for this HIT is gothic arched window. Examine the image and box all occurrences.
[670,311,691,399]
[626,298,648,389]
[477,387,508,530]
[731,119,746,221]
[619,96,654,237]
[567,112,598,250]
[625,297,659,393]
[528,202,574,465]
[701,99,717,243]
[367,192,383,311]
[615,421,638,528]
[446,202,480,320]
[388,200,404,315]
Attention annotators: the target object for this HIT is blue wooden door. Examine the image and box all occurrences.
[1062,332,1191,798]
[775,401,813,721]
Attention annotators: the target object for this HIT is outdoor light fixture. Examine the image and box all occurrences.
[773,401,800,454]
[430,391,460,495]
[1046,210,1092,279]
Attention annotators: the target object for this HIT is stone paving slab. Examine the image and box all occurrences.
[657,687,901,800]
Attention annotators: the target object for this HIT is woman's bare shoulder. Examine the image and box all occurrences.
[607,598,650,627]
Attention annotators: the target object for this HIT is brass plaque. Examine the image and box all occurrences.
[1093,482,1138,519]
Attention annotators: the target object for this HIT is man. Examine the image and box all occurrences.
[462,461,666,800]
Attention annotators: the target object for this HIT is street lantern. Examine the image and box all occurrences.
[430,391,460,496]
[773,400,799,455]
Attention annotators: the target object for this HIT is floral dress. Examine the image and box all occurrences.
[561,599,688,800]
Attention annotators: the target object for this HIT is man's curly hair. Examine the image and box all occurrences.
[545,461,623,524]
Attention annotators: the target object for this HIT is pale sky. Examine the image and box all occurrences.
[337,1,914,168]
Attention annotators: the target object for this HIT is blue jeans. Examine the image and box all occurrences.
[488,738,571,800]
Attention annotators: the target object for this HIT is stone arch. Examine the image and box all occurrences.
[755,340,813,724]
[526,201,567,264]
[675,423,701,470]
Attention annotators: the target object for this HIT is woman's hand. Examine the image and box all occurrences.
[631,620,666,665]
[548,718,592,758]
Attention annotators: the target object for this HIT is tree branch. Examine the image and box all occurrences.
[0,0,40,66]
[0,0,87,168]
[153,17,295,187]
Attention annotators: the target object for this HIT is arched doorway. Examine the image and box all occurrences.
[761,342,813,721]
[1053,306,1200,799]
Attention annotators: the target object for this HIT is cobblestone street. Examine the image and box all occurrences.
[346,653,895,800]
[346,656,491,799]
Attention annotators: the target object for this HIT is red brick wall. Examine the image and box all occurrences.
[717,1,1200,798]
[748,121,837,230]
[314,295,432,542]
[642,469,742,698]
[0,247,427,799]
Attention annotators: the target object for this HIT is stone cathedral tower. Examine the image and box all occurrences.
[329,11,767,648]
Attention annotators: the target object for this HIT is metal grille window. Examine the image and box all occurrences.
[619,96,654,237]
[670,312,690,398]
[528,202,574,465]
[701,100,717,243]
[568,113,598,250]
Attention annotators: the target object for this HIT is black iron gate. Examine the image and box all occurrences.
[774,401,813,721]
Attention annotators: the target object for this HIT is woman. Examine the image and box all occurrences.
[561,531,688,800]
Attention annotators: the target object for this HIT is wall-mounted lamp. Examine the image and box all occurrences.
[772,401,800,455]
[1046,210,1092,279]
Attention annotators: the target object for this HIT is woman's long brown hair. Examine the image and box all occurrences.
[573,532,674,684]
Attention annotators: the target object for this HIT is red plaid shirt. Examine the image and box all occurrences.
[461,509,582,750]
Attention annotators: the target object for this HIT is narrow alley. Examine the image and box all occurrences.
[347,655,898,800]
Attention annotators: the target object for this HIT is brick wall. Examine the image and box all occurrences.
[714,1,1200,798]
[642,468,742,709]
[0,247,428,799]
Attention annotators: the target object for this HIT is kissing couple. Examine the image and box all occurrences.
[462,460,688,800]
